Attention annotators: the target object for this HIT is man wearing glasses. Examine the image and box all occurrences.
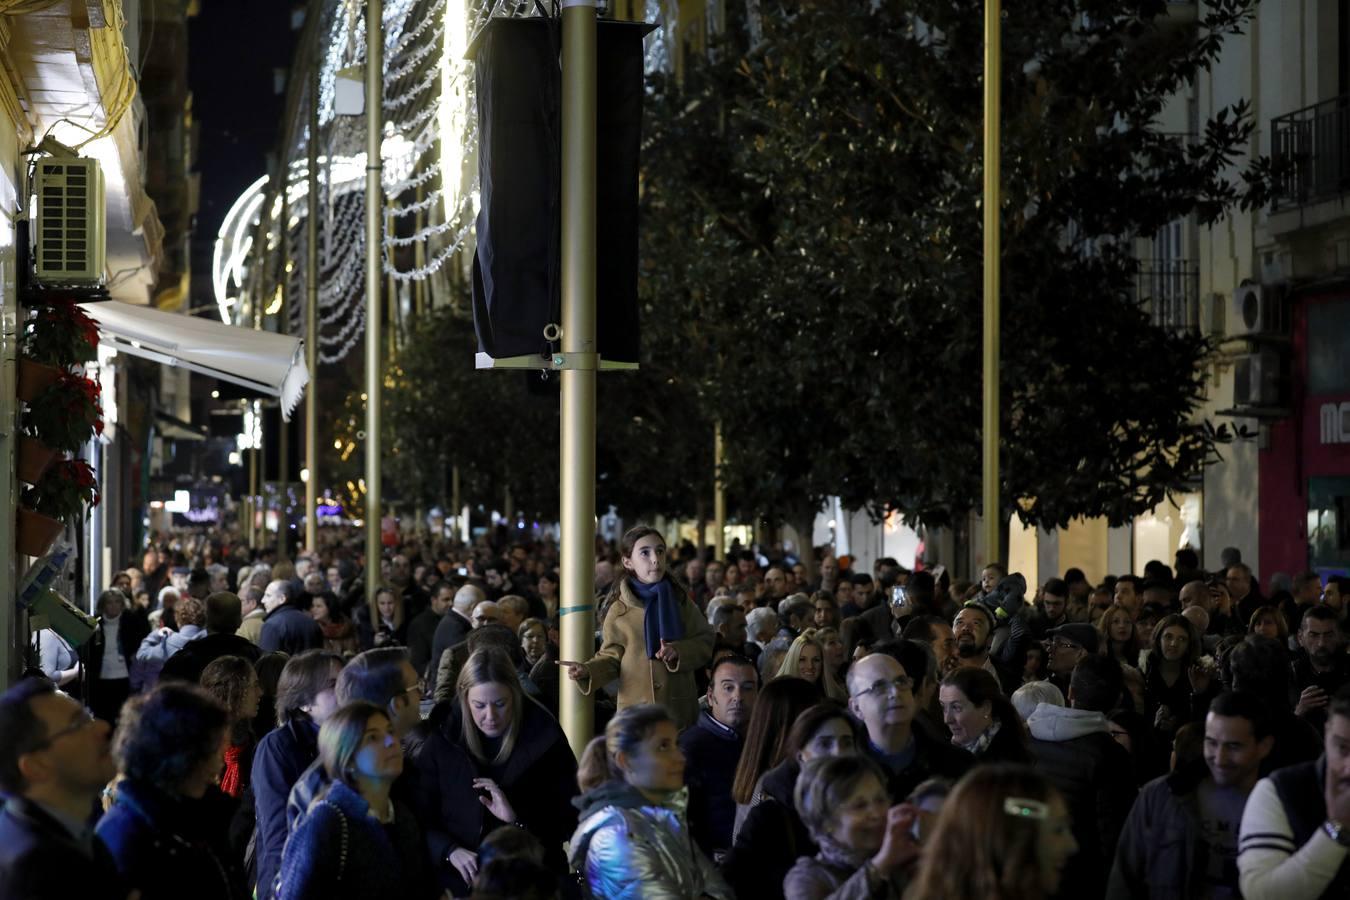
[847,646,971,802]
[0,678,130,899]
[1045,623,1096,697]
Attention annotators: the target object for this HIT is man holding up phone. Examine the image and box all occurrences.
[860,571,939,645]
[1294,607,1350,736]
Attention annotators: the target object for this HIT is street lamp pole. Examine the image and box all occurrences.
[365,0,383,624]
[305,58,320,554]
[982,0,1002,567]
[558,0,598,758]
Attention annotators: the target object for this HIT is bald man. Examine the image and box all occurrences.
[426,583,484,695]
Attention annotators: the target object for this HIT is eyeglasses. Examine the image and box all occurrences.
[1048,640,1082,652]
[32,708,98,750]
[402,680,425,698]
[857,676,915,698]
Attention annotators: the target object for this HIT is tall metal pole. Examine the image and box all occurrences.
[247,439,258,547]
[558,0,598,758]
[305,61,320,554]
[365,0,384,625]
[982,0,1002,565]
[713,419,726,559]
[277,180,291,563]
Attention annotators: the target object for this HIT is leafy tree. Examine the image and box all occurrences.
[637,0,1273,540]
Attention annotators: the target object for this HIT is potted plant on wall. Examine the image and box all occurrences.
[21,371,103,454]
[16,298,99,401]
[16,299,101,483]
[16,458,99,557]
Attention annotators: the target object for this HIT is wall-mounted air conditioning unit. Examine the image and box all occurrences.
[34,156,105,286]
[1232,349,1282,408]
[1228,282,1286,338]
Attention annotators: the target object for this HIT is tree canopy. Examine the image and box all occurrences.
[342,1,1272,538]
[635,0,1273,534]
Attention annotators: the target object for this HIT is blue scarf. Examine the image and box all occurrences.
[631,577,685,660]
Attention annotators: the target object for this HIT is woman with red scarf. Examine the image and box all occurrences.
[200,655,262,798]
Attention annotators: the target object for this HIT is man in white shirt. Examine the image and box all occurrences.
[1238,685,1350,898]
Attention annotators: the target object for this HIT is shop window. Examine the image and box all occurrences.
[1308,298,1350,395]
[1308,477,1350,572]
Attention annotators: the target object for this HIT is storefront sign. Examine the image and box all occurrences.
[1322,402,1350,445]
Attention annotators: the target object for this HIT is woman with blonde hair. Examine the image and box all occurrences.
[415,647,577,895]
[904,764,1077,900]
[1096,604,1143,670]
[776,629,846,700]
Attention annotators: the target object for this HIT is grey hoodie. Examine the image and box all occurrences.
[1026,701,1110,742]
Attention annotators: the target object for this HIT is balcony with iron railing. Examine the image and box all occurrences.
[1271,95,1350,211]
[1136,259,1201,333]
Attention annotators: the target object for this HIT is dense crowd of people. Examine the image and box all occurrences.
[3,526,1350,898]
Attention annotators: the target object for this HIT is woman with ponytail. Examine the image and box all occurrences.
[569,704,733,899]
[561,526,715,729]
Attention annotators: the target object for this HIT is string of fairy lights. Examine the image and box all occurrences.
[220,0,675,367]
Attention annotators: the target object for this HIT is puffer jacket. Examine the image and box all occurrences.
[569,781,734,900]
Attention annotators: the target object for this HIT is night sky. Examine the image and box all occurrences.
[186,0,301,311]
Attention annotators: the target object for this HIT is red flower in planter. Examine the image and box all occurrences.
[21,298,100,369]
[22,371,104,453]
[23,457,100,521]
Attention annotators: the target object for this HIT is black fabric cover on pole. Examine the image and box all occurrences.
[470,17,651,366]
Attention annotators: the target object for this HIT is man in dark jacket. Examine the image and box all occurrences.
[1028,654,1138,899]
[259,579,323,656]
[679,654,759,859]
[160,591,262,683]
[848,645,972,803]
[1108,690,1273,899]
[407,582,453,677]
[252,650,343,896]
[859,571,942,643]
[425,583,481,695]
[0,678,129,899]
[1292,606,1350,736]
[1030,578,1071,640]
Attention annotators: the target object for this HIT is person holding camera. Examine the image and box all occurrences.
[354,587,407,651]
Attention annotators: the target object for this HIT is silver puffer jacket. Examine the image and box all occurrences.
[569,782,735,900]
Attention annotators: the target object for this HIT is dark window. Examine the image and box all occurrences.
[1307,298,1350,395]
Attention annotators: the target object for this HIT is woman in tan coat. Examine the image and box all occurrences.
[562,526,714,729]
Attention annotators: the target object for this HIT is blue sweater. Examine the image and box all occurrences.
[274,780,438,900]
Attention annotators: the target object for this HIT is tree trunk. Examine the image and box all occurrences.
[795,512,818,583]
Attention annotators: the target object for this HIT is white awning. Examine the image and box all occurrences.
[85,301,308,420]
